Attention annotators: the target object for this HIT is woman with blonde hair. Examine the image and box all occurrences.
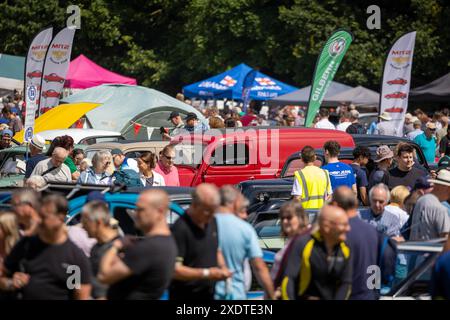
[385,185,410,228]
[0,212,20,264]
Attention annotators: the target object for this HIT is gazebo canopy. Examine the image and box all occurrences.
[65,54,137,89]
[0,53,25,95]
[268,81,353,106]
[409,72,450,102]
[183,63,298,100]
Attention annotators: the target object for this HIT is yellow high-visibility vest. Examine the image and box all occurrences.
[294,165,331,209]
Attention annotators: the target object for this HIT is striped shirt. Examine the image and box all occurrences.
[359,209,402,237]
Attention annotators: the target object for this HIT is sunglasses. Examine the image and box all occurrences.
[163,154,174,160]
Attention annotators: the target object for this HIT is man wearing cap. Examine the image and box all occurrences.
[111,149,139,173]
[24,134,47,179]
[410,169,450,241]
[1,106,23,135]
[374,112,398,136]
[183,112,209,133]
[162,111,185,140]
[414,122,438,164]
[0,129,14,150]
[406,119,424,140]
[368,145,394,190]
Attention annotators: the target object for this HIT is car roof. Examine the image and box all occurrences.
[86,140,169,151]
[38,129,122,143]
[173,127,354,143]
[0,143,87,154]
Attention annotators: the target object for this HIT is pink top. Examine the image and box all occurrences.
[154,161,180,186]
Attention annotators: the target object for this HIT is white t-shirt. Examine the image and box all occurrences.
[336,121,352,132]
[384,205,409,228]
[314,119,336,130]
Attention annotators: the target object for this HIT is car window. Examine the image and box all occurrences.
[210,143,249,166]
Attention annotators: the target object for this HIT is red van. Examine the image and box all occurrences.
[170,127,355,187]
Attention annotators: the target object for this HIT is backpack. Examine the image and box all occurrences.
[346,123,367,134]
[113,169,143,188]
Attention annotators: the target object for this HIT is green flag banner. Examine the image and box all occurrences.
[305,30,353,127]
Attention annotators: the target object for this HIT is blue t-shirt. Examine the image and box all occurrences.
[214,214,262,300]
[25,154,48,179]
[414,133,437,164]
[431,251,450,299]
[322,162,356,190]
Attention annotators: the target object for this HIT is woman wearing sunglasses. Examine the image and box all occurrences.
[137,152,165,187]
[78,151,114,185]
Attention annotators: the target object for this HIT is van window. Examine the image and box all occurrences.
[210,143,249,166]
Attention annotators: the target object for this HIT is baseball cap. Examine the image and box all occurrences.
[412,176,433,191]
[1,129,13,137]
[184,112,198,121]
[428,169,450,187]
[426,122,437,130]
[167,111,180,120]
[374,145,394,163]
[110,148,123,156]
[30,134,45,150]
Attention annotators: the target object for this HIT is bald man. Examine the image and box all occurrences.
[31,146,71,182]
[281,205,352,300]
[332,186,379,300]
[98,189,177,300]
[170,183,232,300]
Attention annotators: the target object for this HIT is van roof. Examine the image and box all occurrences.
[172,127,353,144]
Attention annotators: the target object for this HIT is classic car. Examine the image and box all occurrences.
[385,92,407,99]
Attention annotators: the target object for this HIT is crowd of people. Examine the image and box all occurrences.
[0,90,450,300]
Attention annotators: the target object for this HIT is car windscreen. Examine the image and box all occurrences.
[282,158,324,178]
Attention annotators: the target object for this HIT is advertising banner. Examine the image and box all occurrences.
[39,27,75,114]
[24,27,53,112]
[305,30,353,127]
[379,31,416,136]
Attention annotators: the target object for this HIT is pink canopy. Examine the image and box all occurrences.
[65,54,137,89]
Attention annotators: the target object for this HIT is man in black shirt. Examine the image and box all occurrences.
[0,194,92,300]
[98,189,177,300]
[383,142,427,190]
[81,201,121,299]
[170,183,232,300]
[331,187,379,300]
[281,205,352,300]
